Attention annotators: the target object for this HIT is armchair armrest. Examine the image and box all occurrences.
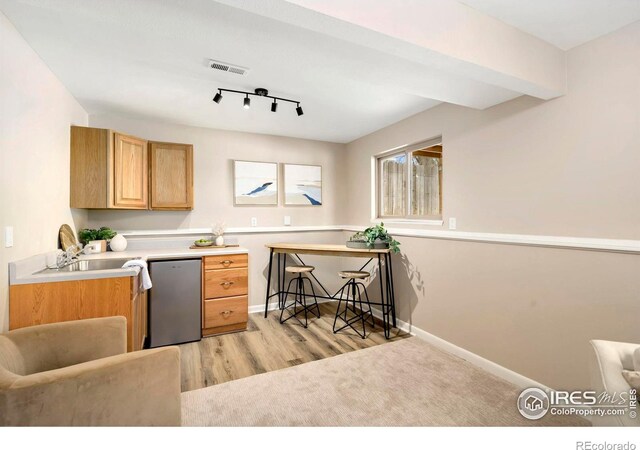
[590,339,638,393]
[589,339,640,427]
[7,317,127,375]
[1,346,181,426]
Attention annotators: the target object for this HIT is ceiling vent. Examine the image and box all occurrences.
[209,59,249,76]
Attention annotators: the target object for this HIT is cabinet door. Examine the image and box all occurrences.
[113,133,148,209]
[149,142,193,210]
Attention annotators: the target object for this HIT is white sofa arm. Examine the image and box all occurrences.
[589,339,639,427]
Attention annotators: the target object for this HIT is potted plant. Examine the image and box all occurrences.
[212,221,227,246]
[346,223,401,253]
[78,227,117,253]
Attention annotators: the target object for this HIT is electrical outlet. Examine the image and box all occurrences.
[448,218,457,230]
[284,216,291,226]
[251,217,257,227]
[4,226,13,248]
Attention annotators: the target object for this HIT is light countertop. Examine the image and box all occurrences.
[9,246,249,285]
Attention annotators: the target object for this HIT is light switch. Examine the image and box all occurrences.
[4,226,14,248]
[284,216,291,226]
[251,217,258,227]
[448,218,457,230]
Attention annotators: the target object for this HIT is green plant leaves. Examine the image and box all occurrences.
[78,227,116,244]
[349,222,401,253]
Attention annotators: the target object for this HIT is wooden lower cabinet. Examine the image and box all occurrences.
[9,275,148,352]
[202,254,249,337]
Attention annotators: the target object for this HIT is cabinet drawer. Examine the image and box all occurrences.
[204,253,248,270]
[204,268,248,299]
[204,296,248,329]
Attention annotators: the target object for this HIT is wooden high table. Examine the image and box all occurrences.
[264,243,396,338]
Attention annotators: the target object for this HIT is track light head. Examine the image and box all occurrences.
[296,104,304,116]
[213,91,223,103]
[271,100,278,112]
[243,95,250,109]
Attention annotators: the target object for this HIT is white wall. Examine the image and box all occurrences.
[0,11,88,332]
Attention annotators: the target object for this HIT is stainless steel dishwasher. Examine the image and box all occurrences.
[148,259,201,347]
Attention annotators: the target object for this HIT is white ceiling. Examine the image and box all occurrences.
[1,0,638,143]
[0,0,443,143]
[459,0,640,50]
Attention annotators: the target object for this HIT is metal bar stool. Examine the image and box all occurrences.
[333,271,374,339]
[280,265,321,328]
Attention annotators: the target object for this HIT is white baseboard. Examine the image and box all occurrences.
[248,297,333,315]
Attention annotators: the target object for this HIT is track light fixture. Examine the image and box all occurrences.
[213,87,304,116]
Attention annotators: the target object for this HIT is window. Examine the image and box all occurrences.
[377,140,442,220]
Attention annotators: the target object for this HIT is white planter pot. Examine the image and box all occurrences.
[109,234,128,252]
[215,236,224,246]
[88,240,107,253]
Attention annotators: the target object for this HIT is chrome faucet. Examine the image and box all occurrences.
[55,245,85,269]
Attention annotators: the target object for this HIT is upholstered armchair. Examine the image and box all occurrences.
[0,316,181,426]
[589,339,640,427]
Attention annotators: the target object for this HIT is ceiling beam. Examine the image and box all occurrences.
[217,0,566,107]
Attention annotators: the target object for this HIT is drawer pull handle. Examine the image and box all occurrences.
[220,260,233,266]
[220,310,233,316]
[220,281,235,286]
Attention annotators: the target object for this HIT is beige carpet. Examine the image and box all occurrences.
[181,337,588,426]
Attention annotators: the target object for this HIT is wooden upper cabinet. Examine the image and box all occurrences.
[70,127,193,210]
[148,141,194,210]
[113,133,148,209]
[71,126,147,209]
[70,126,110,208]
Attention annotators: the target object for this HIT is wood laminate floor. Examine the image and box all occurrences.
[179,302,409,392]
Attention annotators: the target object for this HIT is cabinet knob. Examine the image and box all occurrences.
[220,260,233,266]
[220,281,235,286]
[220,310,233,316]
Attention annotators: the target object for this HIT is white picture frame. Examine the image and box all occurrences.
[233,160,278,206]
[284,164,322,206]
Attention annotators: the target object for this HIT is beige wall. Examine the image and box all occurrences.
[0,12,88,332]
[85,114,346,231]
[345,21,640,389]
[380,233,640,390]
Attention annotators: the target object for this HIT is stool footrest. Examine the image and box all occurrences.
[332,277,375,339]
[279,274,320,328]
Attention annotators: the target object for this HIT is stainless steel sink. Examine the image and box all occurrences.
[35,258,139,274]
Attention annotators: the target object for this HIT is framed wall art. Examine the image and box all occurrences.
[233,160,278,205]
[284,164,322,206]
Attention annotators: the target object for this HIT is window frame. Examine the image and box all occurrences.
[376,138,443,222]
